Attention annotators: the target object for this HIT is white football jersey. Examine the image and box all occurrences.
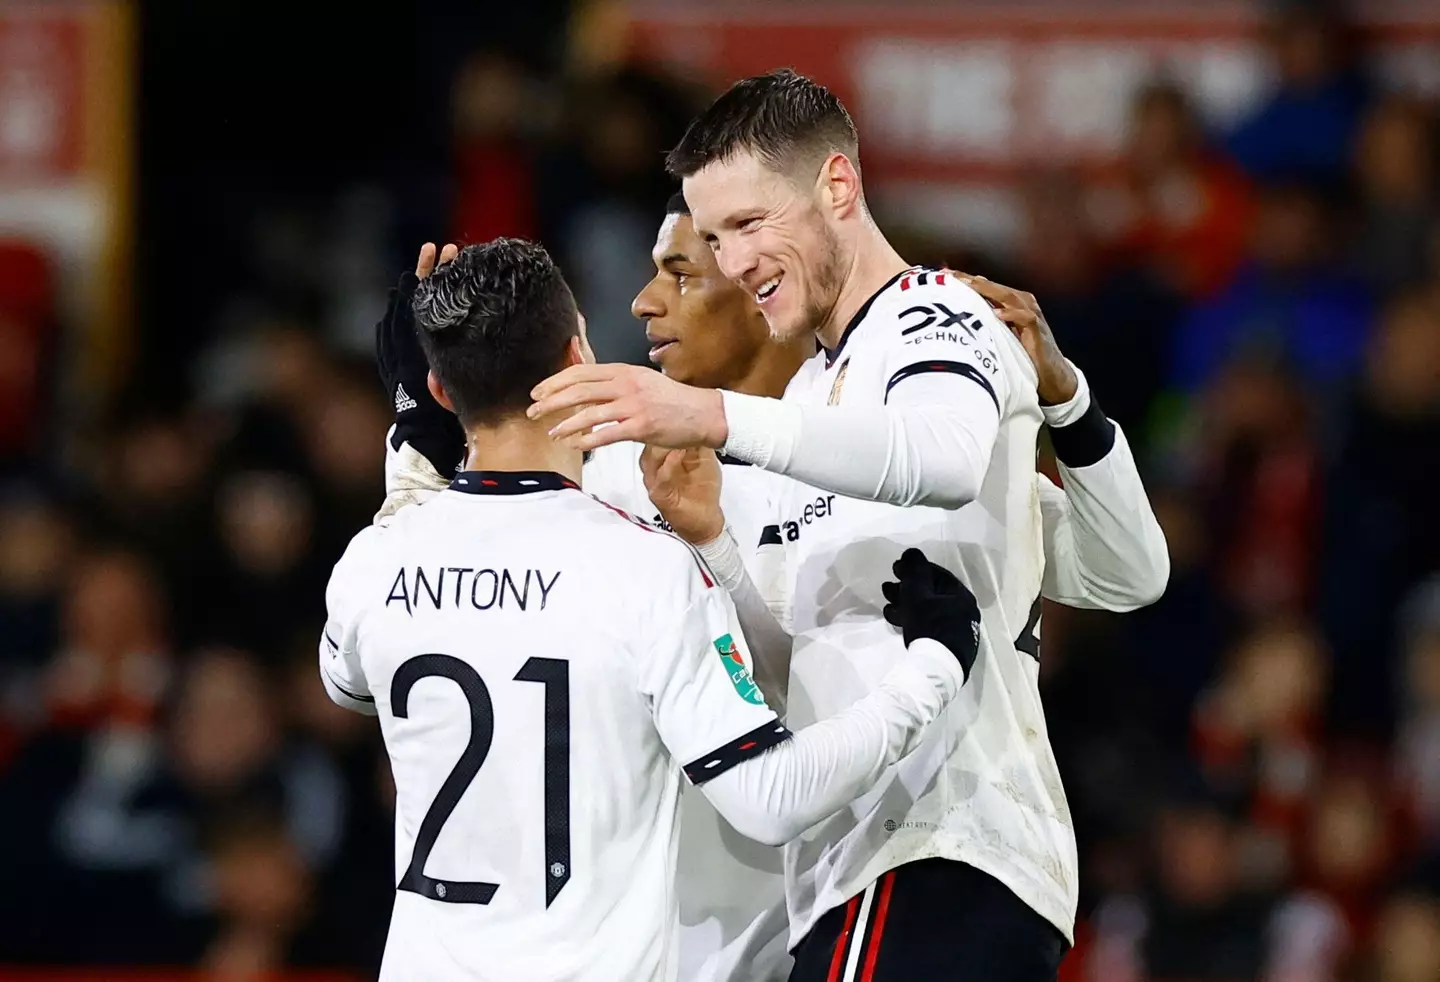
[583,443,792,982]
[770,268,1078,945]
[321,471,787,982]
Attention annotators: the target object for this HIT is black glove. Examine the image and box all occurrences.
[881,547,981,680]
[376,270,465,478]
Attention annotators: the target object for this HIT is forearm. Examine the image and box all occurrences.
[719,377,997,509]
[1041,367,1170,610]
[698,639,963,846]
[696,528,794,714]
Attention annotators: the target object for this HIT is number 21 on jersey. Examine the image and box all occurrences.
[390,654,572,907]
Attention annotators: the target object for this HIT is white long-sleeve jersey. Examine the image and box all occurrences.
[320,469,968,982]
[709,267,1119,948]
[371,296,1168,971]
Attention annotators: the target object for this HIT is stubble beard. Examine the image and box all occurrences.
[770,221,845,345]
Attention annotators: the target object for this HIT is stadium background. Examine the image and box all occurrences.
[1,0,1438,979]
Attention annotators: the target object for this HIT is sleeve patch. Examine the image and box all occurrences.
[684,720,792,784]
[884,359,999,412]
[714,634,765,705]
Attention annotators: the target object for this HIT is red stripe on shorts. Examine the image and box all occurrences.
[826,896,861,982]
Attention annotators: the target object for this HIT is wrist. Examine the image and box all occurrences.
[700,388,728,449]
[1037,361,1079,407]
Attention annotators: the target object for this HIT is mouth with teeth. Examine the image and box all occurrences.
[754,274,782,305]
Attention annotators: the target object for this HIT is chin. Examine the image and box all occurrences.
[764,312,811,346]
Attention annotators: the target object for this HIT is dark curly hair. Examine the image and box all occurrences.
[411,238,579,426]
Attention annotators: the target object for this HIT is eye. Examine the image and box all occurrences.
[736,217,760,231]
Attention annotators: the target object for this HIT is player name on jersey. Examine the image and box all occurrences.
[384,565,562,615]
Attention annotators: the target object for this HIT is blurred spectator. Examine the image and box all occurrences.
[546,67,699,365]
[0,241,55,462]
[1183,360,1321,619]
[1016,172,1183,434]
[1366,887,1440,982]
[1319,288,1440,732]
[1170,178,1372,398]
[1227,2,1369,183]
[1085,780,1276,982]
[1193,620,1330,865]
[451,52,542,244]
[1396,579,1440,849]
[194,470,326,657]
[1107,81,1254,300]
[1349,95,1438,296]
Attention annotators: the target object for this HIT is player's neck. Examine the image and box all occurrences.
[730,341,814,399]
[461,415,583,486]
[816,228,909,351]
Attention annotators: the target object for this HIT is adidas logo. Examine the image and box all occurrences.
[394,383,418,413]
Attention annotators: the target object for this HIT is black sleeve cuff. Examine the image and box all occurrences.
[1049,394,1116,468]
[684,720,792,785]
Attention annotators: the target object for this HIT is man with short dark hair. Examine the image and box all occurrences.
[527,70,1137,980]
[322,238,985,982]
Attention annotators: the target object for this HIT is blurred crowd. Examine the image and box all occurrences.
[1,3,1438,981]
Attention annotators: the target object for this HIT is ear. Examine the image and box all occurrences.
[573,311,596,365]
[564,334,591,369]
[819,152,862,219]
[427,370,455,412]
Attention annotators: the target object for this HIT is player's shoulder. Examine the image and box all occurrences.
[569,493,718,585]
[863,266,1001,342]
[326,520,395,608]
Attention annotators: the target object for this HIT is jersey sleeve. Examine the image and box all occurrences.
[1038,369,1169,610]
[318,530,379,715]
[636,551,790,785]
[875,272,1013,416]
[719,273,1016,511]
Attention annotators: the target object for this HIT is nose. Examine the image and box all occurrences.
[631,276,664,321]
[715,236,757,287]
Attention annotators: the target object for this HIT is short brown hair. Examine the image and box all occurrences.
[665,69,859,180]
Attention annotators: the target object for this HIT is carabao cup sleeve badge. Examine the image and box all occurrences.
[713,634,765,705]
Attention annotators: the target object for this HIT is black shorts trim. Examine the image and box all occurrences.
[884,360,998,413]
[684,719,791,785]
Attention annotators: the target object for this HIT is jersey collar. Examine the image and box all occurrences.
[822,266,919,368]
[449,471,580,495]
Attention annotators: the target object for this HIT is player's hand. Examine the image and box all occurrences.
[527,363,728,452]
[881,548,981,681]
[640,446,724,545]
[376,242,466,478]
[958,274,1078,406]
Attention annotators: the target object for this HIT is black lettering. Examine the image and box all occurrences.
[536,570,561,610]
[931,302,971,332]
[501,569,529,610]
[803,504,815,524]
[815,496,829,518]
[387,568,412,616]
[898,304,936,336]
[826,495,836,515]
[471,569,499,609]
[784,521,799,542]
[447,568,473,608]
[414,567,444,610]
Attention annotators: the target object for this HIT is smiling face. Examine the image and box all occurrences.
[631,211,773,388]
[684,150,846,345]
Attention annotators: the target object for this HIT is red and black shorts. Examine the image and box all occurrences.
[787,859,1068,982]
